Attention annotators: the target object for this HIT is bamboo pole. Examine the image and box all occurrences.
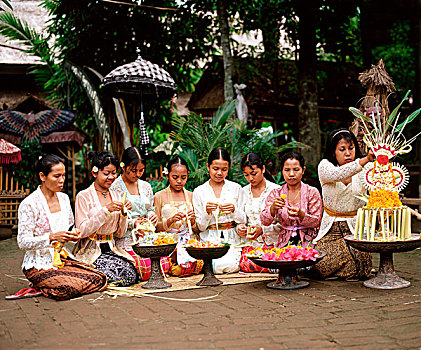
[72,146,76,204]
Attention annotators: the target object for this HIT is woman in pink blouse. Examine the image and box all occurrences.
[73,151,139,286]
[261,152,322,248]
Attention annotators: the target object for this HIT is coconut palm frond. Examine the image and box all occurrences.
[395,108,421,132]
[211,100,236,127]
[387,90,411,125]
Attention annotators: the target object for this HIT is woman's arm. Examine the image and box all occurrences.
[260,188,280,226]
[299,188,323,228]
[154,191,166,232]
[193,188,212,232]
[75,193,112,238]
[318,159,363,184]
[17,201,51,251]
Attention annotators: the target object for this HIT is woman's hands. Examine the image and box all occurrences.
[148,212,158,226]
[49,230,80,243]
[105,201,124,213]
[167,210,197,227]
[286,205,305,221]
[359,148,376,167]
[237,224,263,239]
[270,197,286,216]
[206,202,235,215]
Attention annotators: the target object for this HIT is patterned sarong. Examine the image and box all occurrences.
[239,245,272,273]
[93,251,139,286]
[127,250,170,281]
[313,221,372,280]
[23,258,107,301]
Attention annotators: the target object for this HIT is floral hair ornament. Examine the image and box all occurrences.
[162,167,168,175]
[120,162,125,168]
[92,166,99,173]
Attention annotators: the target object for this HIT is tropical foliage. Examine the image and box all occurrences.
[171,100,307,190]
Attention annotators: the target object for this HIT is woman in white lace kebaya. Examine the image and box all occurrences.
[237,153,281,273]
[17,155,107,300]
[312,128,375,280]
[111,147,170,280]
[73,151,139,286]
[193,148,246,274]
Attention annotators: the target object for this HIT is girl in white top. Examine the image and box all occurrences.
[193,148,246,274]
[237,153,281,273]
[16,155,106,300]
[313,128,375,280]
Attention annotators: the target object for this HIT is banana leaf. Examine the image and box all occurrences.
[388,90,411,125]
[395,108,421,131]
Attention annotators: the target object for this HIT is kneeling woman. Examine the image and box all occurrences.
[312,129,375,280]
[73,151,139,286]
[17,155,107,300]
[154,156,203,277]
[261,152,323,248]
[193,148,246,274]
[237,153,281,273]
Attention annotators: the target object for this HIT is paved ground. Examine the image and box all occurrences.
[0,237,421,350]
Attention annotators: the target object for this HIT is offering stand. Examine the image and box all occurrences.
[186,246,230,286]
[133,243,176,289]
[345,235,421,289]
[250,252,326,290]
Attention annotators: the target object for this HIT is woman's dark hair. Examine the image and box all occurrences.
[36,154,64,176]
[241,152,275,182]
[88,151,119,171]
[167,156,189,173]
[279,152,305,170]
[121,146,145,169]
[324,128,362,166]
[207,148,231,166]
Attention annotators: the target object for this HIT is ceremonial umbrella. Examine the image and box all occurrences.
[0,138,21,165]
[102,56,176,153]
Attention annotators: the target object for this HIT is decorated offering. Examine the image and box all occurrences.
[246,245,320,262]
[135,232,176,246]
[349,90,420,242]
[185,238,228,248]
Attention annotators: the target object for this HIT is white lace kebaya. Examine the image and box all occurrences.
[17,187,74,271]
[314,158,365,242]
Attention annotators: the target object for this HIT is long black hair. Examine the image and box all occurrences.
[241,152,275,182]
[121,146,145,169]
[207,148,231,166]
[36,154,64,176]
[279,151,305,170]
[88,151,119,171]
[167,156,189,173]
[323,128,362,166]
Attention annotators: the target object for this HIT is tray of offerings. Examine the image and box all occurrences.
[344,234,421,289]
[133,238,177,289]
[247,246,326,290]
[185,239,230,286]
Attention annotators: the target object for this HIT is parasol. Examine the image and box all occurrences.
[0,109,75,142]
[102,55,176,154]
[0,138,21,164]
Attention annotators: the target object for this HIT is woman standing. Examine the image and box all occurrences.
[193,148,246,274]
[16,155,107,300]
[74,151,139,286]
[312,128,375,280]
[237,153,281,273]
[111,146,170,280]
[154,156,203,277]
[261,152,323,248]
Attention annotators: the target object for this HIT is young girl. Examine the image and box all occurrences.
[15,155,107,300]
[110,146,170,280]
[261,152,323,248]
[154,156,203,277]
[237,153,281,273]
[193,148,246,274]
[313,128,375,280]
[74,151,139,286]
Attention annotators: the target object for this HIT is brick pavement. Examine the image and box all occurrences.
[0,237,420,350]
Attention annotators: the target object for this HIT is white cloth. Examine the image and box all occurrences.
[241,181,281,246]
[17,187,74,270]
[192,179,246,274]
[314,158,365,242]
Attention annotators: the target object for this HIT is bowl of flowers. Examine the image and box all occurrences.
[247,245,325,290]
[185,239,230,286]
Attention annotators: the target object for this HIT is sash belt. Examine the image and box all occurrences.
[208,221,236,231]
[324,205,357,218]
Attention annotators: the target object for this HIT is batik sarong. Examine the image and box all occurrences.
[93,251,139,286]
[23,258,107,301]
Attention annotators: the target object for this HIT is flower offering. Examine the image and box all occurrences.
[136,232,176,246]
[185,238,229,248]
[246,245,320,262]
